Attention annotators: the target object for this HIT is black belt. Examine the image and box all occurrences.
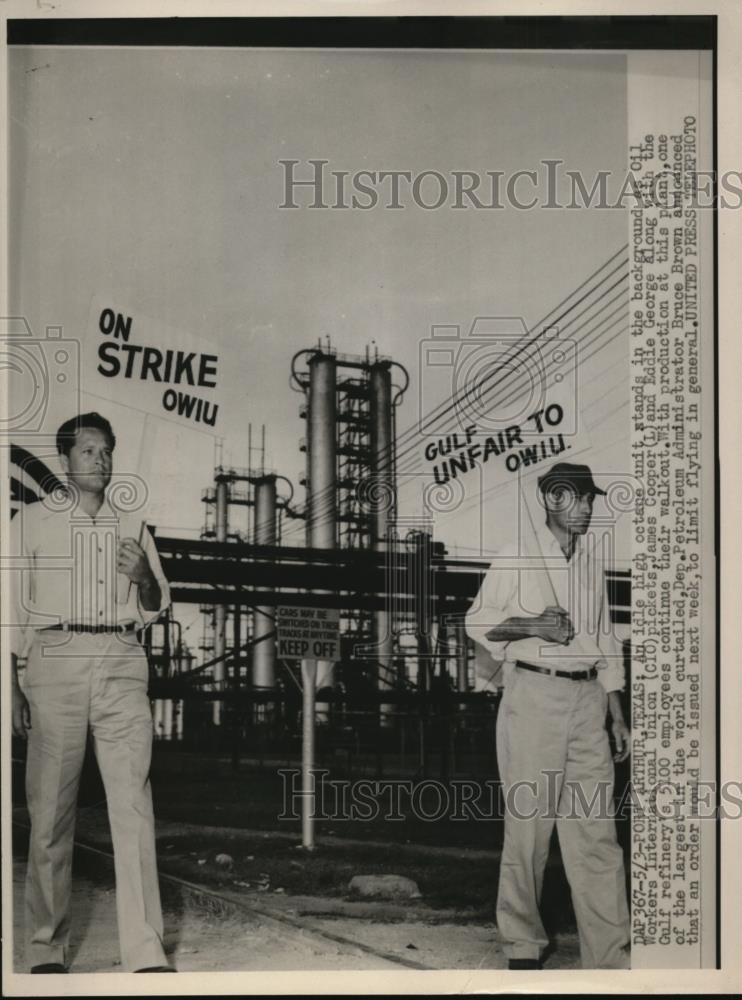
[515,660,598,681]
[41,623,138,635]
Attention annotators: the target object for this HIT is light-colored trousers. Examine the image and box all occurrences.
[23,631,167,972]
[495,666,630,969]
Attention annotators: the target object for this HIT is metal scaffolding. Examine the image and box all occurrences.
[199,428,296,726]
[291,342,410,714]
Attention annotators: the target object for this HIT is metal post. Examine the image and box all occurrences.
[300,657,317,849]
[162,610,171,676]
[437,619,449,679]
[455,621,469,692]
[437,619,451,781]
[253,476,277,719]
[213,474,228,725]
[455,620,470,718]
[414,531,432,776]
[163,699,174,740]
[414,531,433,693]
[232,604,241,771]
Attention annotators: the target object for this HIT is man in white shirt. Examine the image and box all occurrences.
[465,462,630,970]
[9,412,175,974]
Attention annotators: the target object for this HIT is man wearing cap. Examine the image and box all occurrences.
[465,461,630,970]
[9,412,175,974]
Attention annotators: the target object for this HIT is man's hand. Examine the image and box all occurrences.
[484,605,574,645]
[12,685,31,739]
[607,690,631,762]
[117,538,153,585]
[611,717,631,763]
[118,537,162,611]
[537,605,574,645]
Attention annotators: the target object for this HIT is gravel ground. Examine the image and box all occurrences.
[10,858,582,975]
[11,805,583,975]
[10,858,414,973]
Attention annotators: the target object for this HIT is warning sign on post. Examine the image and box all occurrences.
[276,606,341,661]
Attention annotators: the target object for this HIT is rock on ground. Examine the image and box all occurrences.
[348,874,422,900]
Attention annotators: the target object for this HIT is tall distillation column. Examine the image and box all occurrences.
[212,474,229,725]
[306,351,337,710]
[253,474,277,716]
[369,361,395,723]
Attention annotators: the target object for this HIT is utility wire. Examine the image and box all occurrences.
[279,248,630,542]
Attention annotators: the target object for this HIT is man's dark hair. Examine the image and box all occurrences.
[56,412,117,456]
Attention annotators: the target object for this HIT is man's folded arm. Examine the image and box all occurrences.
[464,564,520,663]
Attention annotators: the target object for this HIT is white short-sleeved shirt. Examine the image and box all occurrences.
[7,493,170,658]
[465,518,625,693]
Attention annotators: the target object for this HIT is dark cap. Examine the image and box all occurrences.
[537,462,606,497]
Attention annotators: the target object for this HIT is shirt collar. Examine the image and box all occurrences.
[69,492,120,523]
[537,518,586,562]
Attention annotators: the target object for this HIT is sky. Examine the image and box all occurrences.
[9,44,630,583]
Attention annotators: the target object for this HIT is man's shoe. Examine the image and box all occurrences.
[30,963,68,974]
[508,958,541,970]
[134,965,176,972]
